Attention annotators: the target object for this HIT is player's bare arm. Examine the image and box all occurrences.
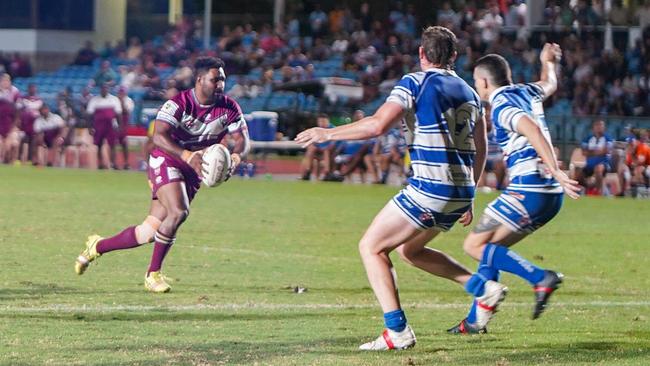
[227,121,251,174]
[535,43,561,99]
[153,120,203,177]
[516,115,581,199]
[295,102,404,147]
[459,114,488,226]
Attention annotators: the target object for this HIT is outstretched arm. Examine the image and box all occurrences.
[295,102,404,147]
[535,43,562,99]
[516,115,581,199]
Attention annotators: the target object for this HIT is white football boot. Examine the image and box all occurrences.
[474,280,508,329]
[358,325,416,351]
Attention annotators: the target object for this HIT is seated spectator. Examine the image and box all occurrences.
[9,53,32,77]
[330,139,377,183]
[328,111,378,183]
[575,119,613,195]
[618,132,650,197]
[300,113,335,181]
[33,105,66,167]
[126,37,143,60]
[478,130,507,191]
[94,60,118,87]
[373,126,406,185]
[74,41,98,66]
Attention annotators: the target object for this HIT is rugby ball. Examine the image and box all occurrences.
[201,144,232,187]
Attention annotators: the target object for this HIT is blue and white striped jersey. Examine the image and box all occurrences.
[489,83,562,193]
[387,68,482,202]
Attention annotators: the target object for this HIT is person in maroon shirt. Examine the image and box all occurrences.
[74,57,250,293]
[18,83,43,165]
[0,73,21,164]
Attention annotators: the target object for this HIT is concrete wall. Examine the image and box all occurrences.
[0,0,126,71]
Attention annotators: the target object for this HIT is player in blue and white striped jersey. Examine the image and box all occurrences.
[297,26,507,351]
[448,44,582,334]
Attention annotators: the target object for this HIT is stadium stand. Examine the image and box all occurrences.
[2,1,650,195]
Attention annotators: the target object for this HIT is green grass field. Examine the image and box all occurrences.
[1,166,649,365]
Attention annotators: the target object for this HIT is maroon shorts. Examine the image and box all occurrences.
[93,120,117,147]
[0,119,12,138]
[43,129,62,148]
[147,149,201,202]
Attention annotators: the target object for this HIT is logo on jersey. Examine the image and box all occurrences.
[419,212,435,224]
[181,113,229,135]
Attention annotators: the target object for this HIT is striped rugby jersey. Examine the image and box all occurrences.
[489,83,562,193]
[386,68,482,201]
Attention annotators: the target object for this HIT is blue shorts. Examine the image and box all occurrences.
[484,190,563,233]
[584,160,610,176]
[391,185,471,231]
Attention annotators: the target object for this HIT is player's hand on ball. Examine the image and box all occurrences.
[187,151,204,179]
[540,43,562,64]
[295,128,329,148]
[225,153,241,181]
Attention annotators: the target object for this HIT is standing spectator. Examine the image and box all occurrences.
[437,2,459,29]
[87,84,122,169]
[116,88,135,170]
[639,1,650,29]
[9,53,32,77]
[478,4,504,43]
[17,83,43,164]
[359,2,373,32]
[309,4,328,38]
[0,73,20,164]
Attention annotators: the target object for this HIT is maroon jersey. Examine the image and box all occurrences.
[155,89,245,152]
[18,95,43,136]
[0,86,20,137]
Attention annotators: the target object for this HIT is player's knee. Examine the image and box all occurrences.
[463,236,484,260]
[358,237,379,258]
[135,215,162,244]
[167,207,189,226]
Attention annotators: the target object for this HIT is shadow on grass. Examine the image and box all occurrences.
[0,310,362,323]
[34,339,650,365]
[0,283,147,301]
[72,337,366,366]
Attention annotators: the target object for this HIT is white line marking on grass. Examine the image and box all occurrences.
[182,245,357,263]
[1,301,649,314]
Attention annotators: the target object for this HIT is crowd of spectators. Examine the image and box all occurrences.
[2,1,650,194]
[4,2,650,119]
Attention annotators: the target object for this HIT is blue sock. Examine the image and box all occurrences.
[483,243,545,285]
[384,309,407,332]
[466,265,500,324]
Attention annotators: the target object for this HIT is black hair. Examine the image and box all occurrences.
[194,57,225,81]
[474,54,512,87]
